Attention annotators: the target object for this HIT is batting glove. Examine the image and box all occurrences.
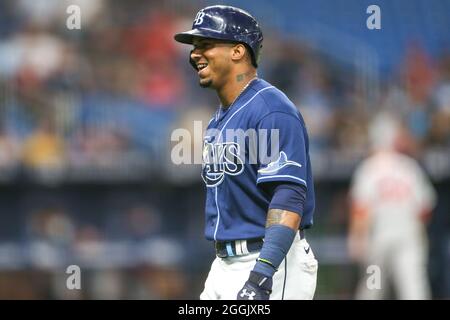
[237,271,272,300]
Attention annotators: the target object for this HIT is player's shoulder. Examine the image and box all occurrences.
[356,151,423,176]
[248,79,301,121]
[375,151,421,170]
[391,152,426,176]
[353,152,385,179]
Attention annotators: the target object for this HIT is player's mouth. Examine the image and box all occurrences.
[197,62,209,75]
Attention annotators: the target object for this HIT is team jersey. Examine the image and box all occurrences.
[201,78,315,241]
[350,151,437,239]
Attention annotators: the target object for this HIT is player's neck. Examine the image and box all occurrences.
[217,70,257,108]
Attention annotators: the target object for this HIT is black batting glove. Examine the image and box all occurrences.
[237,271,273,300]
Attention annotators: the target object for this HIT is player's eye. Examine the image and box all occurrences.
[194,42,213,50]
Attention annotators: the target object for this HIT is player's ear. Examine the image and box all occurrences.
[230,43,246,63]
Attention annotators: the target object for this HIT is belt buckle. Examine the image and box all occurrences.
[215,241,228,258]
[217,251,227,258]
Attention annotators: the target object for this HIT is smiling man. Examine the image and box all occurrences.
[174,5,318,300]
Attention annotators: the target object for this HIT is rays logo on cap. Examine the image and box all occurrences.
[202,140,244,187]
[193,10,205,26]
[258,151,302,175]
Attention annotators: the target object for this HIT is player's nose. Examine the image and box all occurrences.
[190,49,202,62]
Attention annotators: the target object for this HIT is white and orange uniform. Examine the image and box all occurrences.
[350,150,437,300]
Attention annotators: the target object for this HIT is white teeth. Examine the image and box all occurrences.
[197,63,208,70]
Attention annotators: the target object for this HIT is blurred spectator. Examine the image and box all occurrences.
[0,125,21,170]
[123,9,185,107]
[22,118,65,170]
[68,125,131,169]
[25,205,75,271]
[16,0,105,28]
[121,264,188,299]
[72,224,105,267]
[89,269,124,299]
[428,52,450,147]
[332,108,369,156]
[296,58,335,151]
[26,206,75,245]
[348,112,437,299]
[165,106,213,183]
[141,266,188,299]
[15,26,67,88]
[105,203,162,241]
[266,38,306,97]
[384,45,436,147]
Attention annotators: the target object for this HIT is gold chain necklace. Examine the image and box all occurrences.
[223,76,258,110]
[216,77,258,122]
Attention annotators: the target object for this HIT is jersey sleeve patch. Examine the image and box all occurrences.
[256,112,308,188]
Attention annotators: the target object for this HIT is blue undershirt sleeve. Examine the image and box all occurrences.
[269,183,306,217]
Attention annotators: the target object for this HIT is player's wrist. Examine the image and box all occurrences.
[248,270,273,292]
[253,258,277,277]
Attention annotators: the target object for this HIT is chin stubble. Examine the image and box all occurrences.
[199,79,212,88]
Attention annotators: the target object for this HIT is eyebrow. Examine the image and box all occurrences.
[194,39,213,45]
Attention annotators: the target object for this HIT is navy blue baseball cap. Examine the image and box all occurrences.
[174,5,263,67]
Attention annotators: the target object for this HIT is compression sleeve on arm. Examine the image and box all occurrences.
[253,183,306,277]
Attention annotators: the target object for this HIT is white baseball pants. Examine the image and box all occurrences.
[200,233,318,300]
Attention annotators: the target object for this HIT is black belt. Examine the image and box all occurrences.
[215,230,305,258]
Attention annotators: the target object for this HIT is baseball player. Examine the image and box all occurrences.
[174,5,318,300]
[348,112,437,299]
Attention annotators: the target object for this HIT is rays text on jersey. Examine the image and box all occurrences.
[201,141,244,187]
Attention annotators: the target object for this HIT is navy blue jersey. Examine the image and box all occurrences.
[201,78,315,241]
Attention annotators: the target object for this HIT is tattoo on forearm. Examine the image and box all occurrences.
[266,209,302,230]
[266,209,284,227]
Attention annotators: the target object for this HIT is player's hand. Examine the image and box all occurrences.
[237,271,272,300]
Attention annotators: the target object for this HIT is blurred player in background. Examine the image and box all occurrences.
[348,112,437,300]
